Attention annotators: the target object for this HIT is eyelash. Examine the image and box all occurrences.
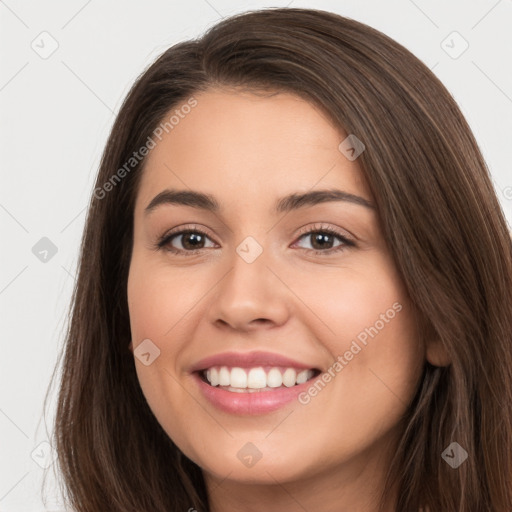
[155,223,356,256]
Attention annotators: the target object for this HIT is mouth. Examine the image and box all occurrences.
[197,365,322,393]
[190,351,324,414]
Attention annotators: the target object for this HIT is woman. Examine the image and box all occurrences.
[46,7,512,512]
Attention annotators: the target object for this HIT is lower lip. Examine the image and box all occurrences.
[192,372,317,415]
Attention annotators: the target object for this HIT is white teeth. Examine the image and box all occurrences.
[219,366,230,386]
[282,368,297,387]
[296,369,309,384]
[247,368,267,388]
[267,368,283,387]
[209,368,219,386]
[230,367,247,388]
[203,366,315,389]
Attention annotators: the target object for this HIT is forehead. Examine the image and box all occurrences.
[135,89,370,210]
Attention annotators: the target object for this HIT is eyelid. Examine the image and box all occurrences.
[160,223,217,241]
[294,222,355,243]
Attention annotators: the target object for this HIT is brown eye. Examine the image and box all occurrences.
[303,232,338,250]
[176,232,207,250]
[293,225,355,255]
[157,229,217,253]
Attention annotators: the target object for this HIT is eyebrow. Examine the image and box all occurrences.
[144,188,375,215]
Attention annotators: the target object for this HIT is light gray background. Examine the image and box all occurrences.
[1,1,511,510]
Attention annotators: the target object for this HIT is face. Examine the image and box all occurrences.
[127,88,425,487]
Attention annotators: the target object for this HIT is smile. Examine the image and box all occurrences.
[201,366,320,391]
[190,351,323,414]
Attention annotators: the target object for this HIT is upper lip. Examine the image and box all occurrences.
[189,351,319,373]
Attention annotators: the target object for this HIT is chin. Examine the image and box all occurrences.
[188,443,315,485]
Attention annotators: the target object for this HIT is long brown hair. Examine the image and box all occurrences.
[44,7,512,511]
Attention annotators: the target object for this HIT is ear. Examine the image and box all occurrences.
[419,315,451,367]
[128,340,133,353]
[425,337,451,367]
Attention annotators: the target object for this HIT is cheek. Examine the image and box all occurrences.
[128,255,173,338]
[298,254,416,359]
[127,255,214,458]
[127,258,181,420]
[127,252,207,342]
[300,257,423,443]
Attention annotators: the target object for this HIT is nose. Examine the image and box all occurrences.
[207,246,291,333]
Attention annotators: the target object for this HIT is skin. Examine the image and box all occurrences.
[127,88,443,511]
